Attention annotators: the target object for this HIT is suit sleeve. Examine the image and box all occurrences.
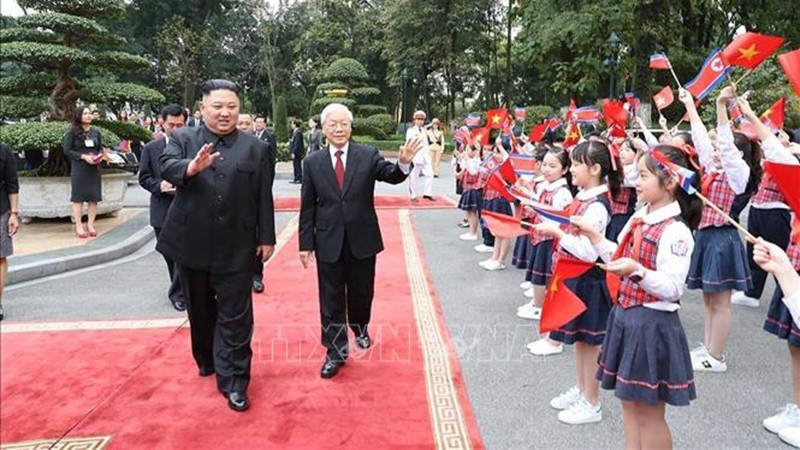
[371,147,409,185]
[258,141,276,245]
[62,132,81,162]
[138,144,162,195]
[298,157,316,251]
[159,131,192,187]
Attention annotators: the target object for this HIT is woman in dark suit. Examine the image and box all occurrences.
[63,106,104,238]
[307,117,322,154]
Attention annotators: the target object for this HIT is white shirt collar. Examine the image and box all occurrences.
[329,142,349,156]
[543,177,567,192]
[634,200,682,225]
[576,184,608,200]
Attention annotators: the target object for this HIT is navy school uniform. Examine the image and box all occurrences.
[457,159,483,212]
[764,241,800,346]
[513,177,546,269]
[606,187,636,242]
[596,201,696,406]
[548,185,612,346]
[526,178,573,285]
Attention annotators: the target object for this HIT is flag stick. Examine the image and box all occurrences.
[668,64,683,89]
[695,191,757,244]
[734,69,753,87]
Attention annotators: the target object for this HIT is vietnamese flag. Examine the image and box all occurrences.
[765,162,800,244]
[563,122,582,148]
[760,97,786,131]
[653,86,674,111]
[778,49,800,97]
[481,210,533,238]
[722,32,786,70]
[539,256,593,333]
[486,108,509,129]
[603,99,628,128]
[484,172,516,202]
[472,126,491,146]
[529,123,547,143]
[497,158,518,184]
[685,48,731,100]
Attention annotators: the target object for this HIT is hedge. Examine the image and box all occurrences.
[352,123,387,140]
[0,121,120,152]
[350,87,381,101]
[323,58,369,83]
[310,96,356,115]
[93,119,153,141]
[81,81,165,105]
[315,82,348,93]
[356,104,388,117]
[93,51,150,71]
[357,113,395,136]
[0,74,57,95]
[0,95,49,118]
[18,0,126,17]
[0,28,60,44]
[0,41,95,67]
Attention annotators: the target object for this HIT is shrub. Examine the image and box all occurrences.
[0,121,120,152]
[356,104,388,117]
[310,96,356,115]
[352,123,387,140]
[322,58,369,83]
[350,87,381,101]
[357,113,395,137]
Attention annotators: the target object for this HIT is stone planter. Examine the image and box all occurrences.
[18,170,133,222]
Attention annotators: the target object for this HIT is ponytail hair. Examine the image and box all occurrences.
[571,140,622,199]
[640,145,703,230]
[733,131,763,195]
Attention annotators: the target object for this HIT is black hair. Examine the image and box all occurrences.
[733,131,763,195]
[533,144,550,162]
[640,145,703,230]
[570,140,622,199]
[544,146,574,194]
[71,106,91,138]
[672,131,693,147]
[292,119,302,128]
[160,104,187,121]
[200,79,240,97]
[785,128,799,144]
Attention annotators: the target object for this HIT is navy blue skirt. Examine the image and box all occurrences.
[483,197,513,215]
[606,213,632,243]
[526,240,553,285]
[458,189,482,212]
[549,266,612,346]
[598,305,696,406]
[763,276,800,348]
[687,226,752,293]
[512,235,534,268]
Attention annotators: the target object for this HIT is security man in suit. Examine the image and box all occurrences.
[158,79,276,412]
[252,115,277,293]
[299,103,424,379]
[289,119,304,184]
[138,104,187,311]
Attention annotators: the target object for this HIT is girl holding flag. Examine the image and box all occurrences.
[478,136,513,270]
[530,140,620,425]
[679,86,755,373]
[456,143,483,241]
[572,144,702,448]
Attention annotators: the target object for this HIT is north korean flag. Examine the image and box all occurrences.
[570,106,602,124]
[685,48,732,100]
[649,53,672,70]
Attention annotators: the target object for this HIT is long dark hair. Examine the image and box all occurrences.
[570,140,622,199]
[640,145,703,230]
[733,132,763,195]
[545,146,574,194]
[71,106,91,139]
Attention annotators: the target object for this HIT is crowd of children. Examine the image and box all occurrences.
[451,86,800,448]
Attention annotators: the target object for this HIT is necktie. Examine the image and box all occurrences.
[701,171,718,196]
[335,150,345,189]
[613,218,644,260]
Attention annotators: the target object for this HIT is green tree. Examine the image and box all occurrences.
[0,0,164,176]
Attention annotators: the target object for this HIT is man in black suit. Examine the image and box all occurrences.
[299,103,424,379]
[252,115,277,294]
[289,119,304,184]
[138,104,187,312]
[158,79,276,412]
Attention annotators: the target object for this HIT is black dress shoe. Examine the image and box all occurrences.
[423,195,435,201]
[320,359,345,379]
[226,391,249,412]
[355,333,371,350]
[252,279,264,293]
[172,300,186,312]
[198,366,215,377]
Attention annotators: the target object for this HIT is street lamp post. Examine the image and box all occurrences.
[604,32,622,99]
[401,68,409,134]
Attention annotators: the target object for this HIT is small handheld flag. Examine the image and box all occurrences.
[486,109,509,129]
[509,154,539,176]
[465,114,481,127]
[514,107,528,121]
[650,150,697,195]
[539,256,593,333]
[570,106,603,125]
[760,97,786,132]
[532,205,571,225]
[481,210,534,238]
[529,123,547,143]
[778,49,800,97]
[685,48,732,101]
[653,86,674,111]
[649,53,671,70]
[721,32,786,70]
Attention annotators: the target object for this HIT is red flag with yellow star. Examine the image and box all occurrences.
[472,126,491,146]
[539,256,593,333]
[722,32,786,70]
[778,49,800,97]
[486,108,509,129]
[562,122,582,149]
[760,97,786,131]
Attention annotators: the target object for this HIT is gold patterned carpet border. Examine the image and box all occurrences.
[1,436,111,450]
[399,209,473,450]
[1,213,298,335]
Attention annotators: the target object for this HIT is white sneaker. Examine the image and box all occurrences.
[524,287,535,298]
[765,404,800,434]
[520,281,533,290]
[557,397,602,425]
[692,350,727,373]
[474,244,494,253]
[517,301,534,312]
[459,232,478,241]
[478,258,495,268]
[517,306,542,320]
[732,291,759,308]
[549,386,581,410]
[484,260,506,271]
[780,425,800,448]
[690,343,707,357]
[527,338,563,356]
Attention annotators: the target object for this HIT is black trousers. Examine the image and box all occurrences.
[253,257,264,283]
[153,227,184,305]
[745,208,792,298]
[316,240,376,361]
[293,154,302,182]
[179,267,254,393]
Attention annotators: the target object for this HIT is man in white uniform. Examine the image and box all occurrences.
[406,110,434,201]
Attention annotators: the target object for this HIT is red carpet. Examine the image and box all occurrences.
[275,195,455,211]
[1,211,483,449]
